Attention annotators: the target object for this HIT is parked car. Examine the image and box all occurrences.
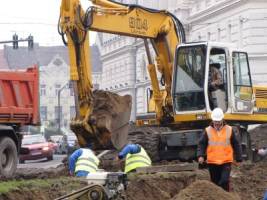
[47,138,58,153]
[19,134,54,163]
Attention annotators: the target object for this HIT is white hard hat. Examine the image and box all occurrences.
[211,108,224,121]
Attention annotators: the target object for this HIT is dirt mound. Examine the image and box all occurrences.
[232,161,267,200]
[249,124,267,148]
[98,150,124,172]
[172,180,240,200]
[125,172,197,200]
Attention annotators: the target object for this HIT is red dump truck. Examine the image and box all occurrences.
[0,65,39,178]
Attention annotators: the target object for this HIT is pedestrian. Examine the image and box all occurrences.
[68,144,99,177]
[116,143,151,173]
[197,107,242,191]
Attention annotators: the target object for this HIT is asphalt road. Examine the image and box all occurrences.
[18,154,67,169]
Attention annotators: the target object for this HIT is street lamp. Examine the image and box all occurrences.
[57,82,69,134]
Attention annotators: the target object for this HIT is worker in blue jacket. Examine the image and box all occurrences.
[68,145,99,177]
[116,143,151,173]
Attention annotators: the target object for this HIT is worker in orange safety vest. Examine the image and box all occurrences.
[197,107,242,191]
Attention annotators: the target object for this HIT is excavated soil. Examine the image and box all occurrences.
[171,180,240,200]
[0,124,266,200]
[249,124,267,149]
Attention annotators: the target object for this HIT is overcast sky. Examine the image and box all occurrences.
[0,0,95,49]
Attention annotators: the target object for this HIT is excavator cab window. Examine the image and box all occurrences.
[173,45,206,112]
[232,51,253,112]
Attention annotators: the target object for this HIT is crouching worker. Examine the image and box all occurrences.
[197,108,242,192]
[116,143,151,173]
[68,144,99,177]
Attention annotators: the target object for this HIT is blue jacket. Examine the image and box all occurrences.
[264,190,267,200]
[69,148,89,177]
[118,144,141,159]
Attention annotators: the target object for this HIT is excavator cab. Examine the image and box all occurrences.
[173,42,254,118]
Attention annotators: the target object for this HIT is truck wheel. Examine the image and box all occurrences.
[0,137,18,178]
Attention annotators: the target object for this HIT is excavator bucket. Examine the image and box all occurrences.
[70,90,132,150]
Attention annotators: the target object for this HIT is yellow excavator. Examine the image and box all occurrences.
[59,0,267,162]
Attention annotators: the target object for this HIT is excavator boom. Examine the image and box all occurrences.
[59,0,185,150]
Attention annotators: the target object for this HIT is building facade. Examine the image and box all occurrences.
[96,0,267,120]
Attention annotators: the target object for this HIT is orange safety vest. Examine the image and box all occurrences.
[206,125,233,164]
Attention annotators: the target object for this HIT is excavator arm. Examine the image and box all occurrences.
[59,0,185,150]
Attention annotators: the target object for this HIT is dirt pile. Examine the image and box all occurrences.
[249,124,267,148]
[172,180,240,200]
[232,161,267,200]
[125,172,197,200]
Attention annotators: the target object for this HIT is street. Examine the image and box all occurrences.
[18,154,66,169]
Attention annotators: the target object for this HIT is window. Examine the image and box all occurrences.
[40,106,47,121]
[40,84,46,96]
[232,52,252,100]
[173,45,206,112]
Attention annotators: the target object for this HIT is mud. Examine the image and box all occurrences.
[249,124,267,148]
[0,124,266,200]
[231,161,267,200]
[0,160,266,200]
[172,180,240,200]
[125,172,197,200]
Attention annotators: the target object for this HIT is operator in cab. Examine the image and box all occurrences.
[208,63,225,110]
[116,143,151,173]
[68,144,99,177]
[197,108,242,191]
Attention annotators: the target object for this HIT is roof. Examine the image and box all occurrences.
[3,44,102,72]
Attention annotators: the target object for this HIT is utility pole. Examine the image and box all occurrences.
[0,34,34,49]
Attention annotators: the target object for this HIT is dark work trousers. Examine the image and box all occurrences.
[208,163,232,191]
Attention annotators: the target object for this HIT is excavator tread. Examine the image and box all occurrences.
[128,126,170,162]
